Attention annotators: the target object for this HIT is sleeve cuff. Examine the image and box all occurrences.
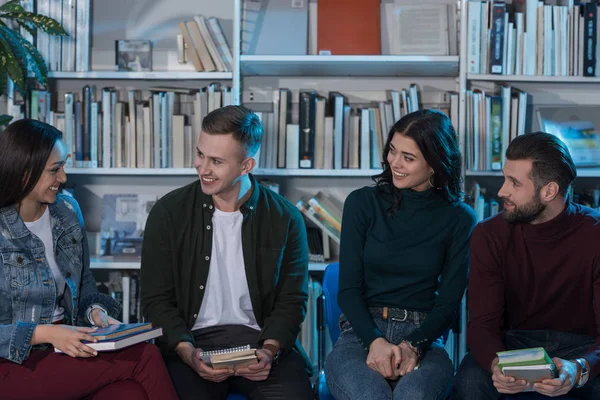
[403,329,429,350]
[86,304,108,325]
[10,321,36,364]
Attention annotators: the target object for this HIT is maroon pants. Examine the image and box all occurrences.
[0,342,178,400]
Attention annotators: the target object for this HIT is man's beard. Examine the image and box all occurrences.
[502,195,546,224]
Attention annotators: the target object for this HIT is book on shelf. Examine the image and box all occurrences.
[242,0,308,55]
[54,326,163,353]
[497,347,558,384]
[199,345,258,369]
[467,0,600,77]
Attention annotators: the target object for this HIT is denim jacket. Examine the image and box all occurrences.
[0,195,121,364]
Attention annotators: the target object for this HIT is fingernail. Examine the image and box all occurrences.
[93,352,98,356]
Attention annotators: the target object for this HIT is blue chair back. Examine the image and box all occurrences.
[323,262,342,343]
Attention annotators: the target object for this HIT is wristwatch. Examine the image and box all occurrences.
[262,343,281,365]
[574,358,589,388]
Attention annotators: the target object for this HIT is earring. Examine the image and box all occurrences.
[428,174,435,188]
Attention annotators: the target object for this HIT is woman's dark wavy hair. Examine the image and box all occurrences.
[373,109,463,213]
[0,119,63,209]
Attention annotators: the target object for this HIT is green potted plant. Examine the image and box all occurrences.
[0,0,66,125]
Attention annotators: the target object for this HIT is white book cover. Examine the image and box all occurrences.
[314,97,326,169]
[90,102,98,168]
[525,0,539,75]
[184,125,193,168]
[172,115,185,168]
[75,0,90,71]
[349,114,360,169]
[467,0,482,74]
[206,17,233,71]
[194,15,226,72]
[62,0,76,71]
[285,124,299,169]
[360,109,370,170]
[64,93,74,167]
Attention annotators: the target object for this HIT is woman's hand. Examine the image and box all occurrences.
[32,324,99,358]
[91,308,121,328]
[367,337,402,379]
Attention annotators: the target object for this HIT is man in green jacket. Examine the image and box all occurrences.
[140,105,313,399]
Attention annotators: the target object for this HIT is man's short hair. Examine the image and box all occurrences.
[201,105,263,157]
[505,131,577,196]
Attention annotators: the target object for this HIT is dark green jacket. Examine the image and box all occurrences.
[140,175,311,370]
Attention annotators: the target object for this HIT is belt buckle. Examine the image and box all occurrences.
[391,309,408,322]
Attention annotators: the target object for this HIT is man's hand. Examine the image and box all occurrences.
[491,357,529,394]
[393,341,419,378]
[235,348,272,381]
[533,358,579,397]
[367,337,402,379]
[175,342,234,383]
[90,308,121,328]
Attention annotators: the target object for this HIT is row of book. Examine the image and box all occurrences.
[467,0,600,77]
[253,86,458,171]
[465,85,530,172]
[13,83,231,169]
[179,15,233,72]
[242,0,458,56]
[20,0,91,72]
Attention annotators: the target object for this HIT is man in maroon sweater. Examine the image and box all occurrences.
[454,132,600,399]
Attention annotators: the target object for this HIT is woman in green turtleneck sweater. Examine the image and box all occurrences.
[325,110,477,400]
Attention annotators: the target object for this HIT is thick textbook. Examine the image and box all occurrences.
[200,345,258,369]
[54,326,163,353]
[497,347,558,383]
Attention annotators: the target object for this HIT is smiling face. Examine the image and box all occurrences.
[498,158,547,223]
[22,139,68,207]
[386,133,433,191]
[194,131,255,200]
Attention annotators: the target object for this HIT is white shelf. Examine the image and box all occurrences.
[465,170,503,177]
[241,55,459,77]
[90,257,330,272]
[467,74,600,83]
[65,167,382,177]
[48,71,233,80]
[466,168,600,177]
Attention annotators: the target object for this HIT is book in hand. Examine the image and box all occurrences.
[199,345,258,370]
[54,323,163,353]
[88,322,154,340]
[497,347,558,384]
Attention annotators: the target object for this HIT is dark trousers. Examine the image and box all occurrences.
[0,342,178,400]
[454,330,600,400]
[164,325,314,400]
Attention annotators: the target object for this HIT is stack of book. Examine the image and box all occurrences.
[497,347,558,384]
[179,15,233,72]
[54,323,162,353]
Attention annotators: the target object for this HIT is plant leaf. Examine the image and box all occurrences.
[15,21,35,38]
[0,28,26,90]
[0,25,47,88]
[0,70,7,96]
[0,114,13,127]
[1,12,67,36]
[0,1,24,14]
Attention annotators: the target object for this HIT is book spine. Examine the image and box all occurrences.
[489,3,506,75]
[298,91,316,169]
[584,3,597,77]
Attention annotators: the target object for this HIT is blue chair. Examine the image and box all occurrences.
[316,262,341,400]
[226,392,248,400]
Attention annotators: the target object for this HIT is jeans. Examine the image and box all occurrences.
[324,314,453,400]
[454,330,600,400]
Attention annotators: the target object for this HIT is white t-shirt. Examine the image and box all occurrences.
[193,209,260,331]
[24,207,66,322]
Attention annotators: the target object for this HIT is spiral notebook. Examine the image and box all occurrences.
[199,345,258,369]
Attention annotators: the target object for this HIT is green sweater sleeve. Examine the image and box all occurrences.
[140,203,194,352]
[404,206,477,348]
[338,190,384,348]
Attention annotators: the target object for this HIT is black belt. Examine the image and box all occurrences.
[368,306,427,323]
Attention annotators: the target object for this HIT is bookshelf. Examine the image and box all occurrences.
[240,55,459,77]
[65,167,382,177]
[48,71,233,80]
[90,257,329,272]
[467,74,600,83]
